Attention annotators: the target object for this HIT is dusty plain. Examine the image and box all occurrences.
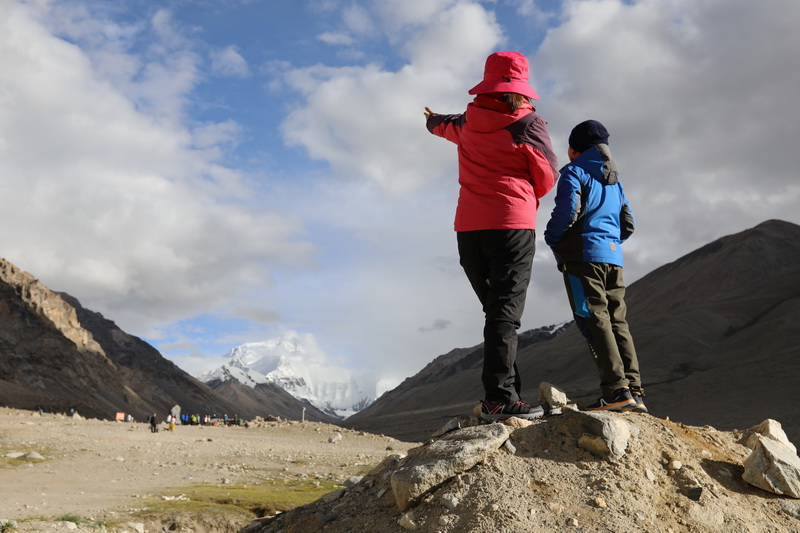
[0,407,417,532]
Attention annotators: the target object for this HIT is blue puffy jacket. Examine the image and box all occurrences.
[544,144,634,266]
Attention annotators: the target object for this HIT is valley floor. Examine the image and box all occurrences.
[0,407,416,532]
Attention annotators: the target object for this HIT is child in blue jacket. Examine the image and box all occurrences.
[544,120,646,412]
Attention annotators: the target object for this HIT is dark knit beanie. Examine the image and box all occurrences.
[568,120,610,153]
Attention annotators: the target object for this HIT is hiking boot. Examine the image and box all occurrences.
[630,388,648,413]
[481,400,545,421]
[585,388,636,411]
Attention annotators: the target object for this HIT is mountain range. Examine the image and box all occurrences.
[0,259,334,423]
[199,338,379,418]
[344,219,800,446]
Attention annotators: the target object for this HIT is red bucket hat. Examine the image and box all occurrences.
[468,51,540,100]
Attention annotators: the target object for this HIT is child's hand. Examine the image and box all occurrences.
[424,107,434,120]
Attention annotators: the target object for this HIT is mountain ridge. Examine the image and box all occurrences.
[0,258,328,422]
[200,339,380,418]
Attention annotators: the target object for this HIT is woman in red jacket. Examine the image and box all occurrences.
[425,51,558,421]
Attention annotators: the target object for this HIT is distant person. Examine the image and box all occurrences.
[425,51,558,421]
[544,120,646,412]
[149,413,158,433]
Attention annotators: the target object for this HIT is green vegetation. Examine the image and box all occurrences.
[55,514,111,529]
[136,477,342,521]
[0,521,17,532]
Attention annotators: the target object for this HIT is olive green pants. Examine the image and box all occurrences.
[562,262,641,396]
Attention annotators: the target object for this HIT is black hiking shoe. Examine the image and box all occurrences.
[585,388,636,412]
[630,388,648,413]
[481,400,545,421]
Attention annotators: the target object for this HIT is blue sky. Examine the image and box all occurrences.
[1,0,798,391]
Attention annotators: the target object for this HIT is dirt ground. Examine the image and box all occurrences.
[0,407,418,532]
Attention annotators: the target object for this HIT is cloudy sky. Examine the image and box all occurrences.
[1,0,797,390]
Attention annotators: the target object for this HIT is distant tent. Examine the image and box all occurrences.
[115,412,125,422]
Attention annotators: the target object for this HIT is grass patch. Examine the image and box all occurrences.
[54,514,112,529]
[137,478,342,520]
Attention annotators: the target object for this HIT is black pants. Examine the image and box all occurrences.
[457,229,534,404]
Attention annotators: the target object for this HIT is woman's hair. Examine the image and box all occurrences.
[502,92,532,112]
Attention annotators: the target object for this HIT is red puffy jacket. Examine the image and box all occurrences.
[427,95,558,231]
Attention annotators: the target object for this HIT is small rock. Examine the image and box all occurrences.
[740,419,797,454]
[441,492,460,511]
[438,514,457,526]
[592,497,607,508]
[504,417,535,429]
[503,439,517,454]
[566,517,579,527]
[328,432,343,444]
[538,382,569,408]
[23,452,44,460]
[567,410,631,460]
[431,418,461,438]
[743,436,800,498]
[343,476,363,488]
[667,460,683,472]
[398,512,418,530]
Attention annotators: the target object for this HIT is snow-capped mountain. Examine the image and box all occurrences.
[199,333,384,418]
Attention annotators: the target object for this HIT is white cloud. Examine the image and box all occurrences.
[211,45,250,78]
[532,0,800,276]
[280,1,503,194]
[3,0,799,385]
[268,0,800,379]
[317,31,355,46]
[0,2,315,336]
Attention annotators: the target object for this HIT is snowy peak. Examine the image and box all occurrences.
[199,333,379,419]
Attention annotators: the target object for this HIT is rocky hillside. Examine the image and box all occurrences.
[344,220,800,445]
[244,391,800,533]
[0,258,326,422]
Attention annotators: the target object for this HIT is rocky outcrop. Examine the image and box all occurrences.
[0,259,105,358]
[742,419,800,498]
[391,423,511,511]
[245,403,800,533]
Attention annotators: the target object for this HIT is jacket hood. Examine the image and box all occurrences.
[464,95,533,133]
[569,144,619,185]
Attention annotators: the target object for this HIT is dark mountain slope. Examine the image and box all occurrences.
[0,258,334,422]
[346,220,800,445]
[59,292,243,420]
[206,379,336,423]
